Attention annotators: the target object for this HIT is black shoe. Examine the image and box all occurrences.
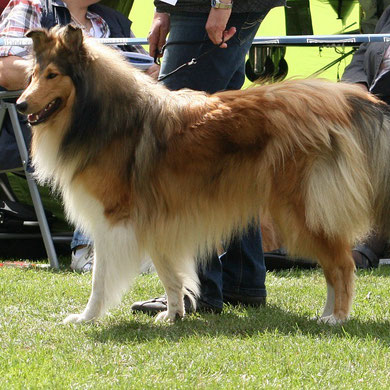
[264,247,317,271]
[352,234,387,269]
[223,293,266,307]
[131,295,222,315]
[352,245,379,269]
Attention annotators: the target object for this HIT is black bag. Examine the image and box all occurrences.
[0,199,53,233]
[0,198,71,260]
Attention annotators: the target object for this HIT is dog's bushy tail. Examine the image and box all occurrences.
[305,103,374,242]
[262,80,379,244]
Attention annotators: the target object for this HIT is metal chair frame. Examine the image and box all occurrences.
[0,90,71,268]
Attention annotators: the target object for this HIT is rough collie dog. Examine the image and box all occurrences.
[17,25,390,325]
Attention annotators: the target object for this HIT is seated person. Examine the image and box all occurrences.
[341,5,390,267]
[359,0,390,33]
[0,0,158,271]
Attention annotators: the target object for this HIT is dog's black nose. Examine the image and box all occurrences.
[16,100,28,113]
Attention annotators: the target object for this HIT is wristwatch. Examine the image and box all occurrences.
[211,0,233,9]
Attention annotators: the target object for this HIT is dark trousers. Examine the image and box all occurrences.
[160,12,269,308]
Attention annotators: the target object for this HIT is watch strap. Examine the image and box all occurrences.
[211,0,233,9]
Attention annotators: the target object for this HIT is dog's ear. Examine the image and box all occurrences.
[60,25,84,53]
[26,29,51,54]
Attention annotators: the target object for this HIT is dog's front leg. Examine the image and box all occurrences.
[155,271,185,323]
[64,226,141,324]
[151,254,188,323]
[63,252,108,324]
[155,285,185,323]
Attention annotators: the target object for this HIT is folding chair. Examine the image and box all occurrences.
[0,90,71,268]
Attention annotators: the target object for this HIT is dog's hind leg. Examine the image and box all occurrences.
[64,225,142,324]
[321,282,336,318]
[152,253,199,323]
[315,241,356,325]
[281,215,356,325]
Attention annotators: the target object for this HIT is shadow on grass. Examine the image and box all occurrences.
[89,303,390,346]
[21,264,389,343]
[267,266,390,279]
[24,263,390,279]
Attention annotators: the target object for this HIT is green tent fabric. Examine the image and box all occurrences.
[285,0,313,35]
[100,0,134,17]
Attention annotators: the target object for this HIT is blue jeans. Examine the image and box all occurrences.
[199,226,267,309]
[160,12,268,309]
[71,229,92,251]
[160,12,267,92]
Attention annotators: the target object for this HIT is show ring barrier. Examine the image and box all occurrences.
[2,33,390,48]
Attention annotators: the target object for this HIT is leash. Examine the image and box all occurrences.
[155,39,225,82]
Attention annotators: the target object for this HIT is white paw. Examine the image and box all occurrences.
[317,314,344,325]
[63,313,95,324]
[154,310,182,323]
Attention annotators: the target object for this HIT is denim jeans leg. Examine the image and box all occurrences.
[222,224,267,298]
[197,256,224,309]
[198,226,266,307]
[160,12,267,93]
[71,229,92,251]
[159,12,269,307]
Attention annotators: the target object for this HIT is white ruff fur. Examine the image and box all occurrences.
[32,107,200,323]
[32,126,157,323]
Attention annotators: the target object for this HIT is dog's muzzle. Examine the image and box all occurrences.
[16,98,62,126]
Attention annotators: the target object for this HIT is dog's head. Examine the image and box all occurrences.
[16,25,87,126]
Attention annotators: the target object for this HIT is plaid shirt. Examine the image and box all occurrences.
[0,0,143,58]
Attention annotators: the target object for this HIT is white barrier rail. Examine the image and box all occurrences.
[1,33,390,47]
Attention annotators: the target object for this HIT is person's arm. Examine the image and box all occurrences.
[127,28,160,79]
[0,55,30,90]
[342,7,390,86]
[341,44,369,86]
[0,1,42,90]
[205,5,236,48]
[145,63,160,79]
[148,11,170,59]
[149,2,236,60]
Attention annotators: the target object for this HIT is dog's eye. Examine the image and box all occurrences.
[47,73,58,80]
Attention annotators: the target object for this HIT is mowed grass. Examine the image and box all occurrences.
[0,265,389,389]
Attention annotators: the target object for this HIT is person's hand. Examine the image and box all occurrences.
[205,7,236,48]
[146,63,160,80]
[148,12,170,60]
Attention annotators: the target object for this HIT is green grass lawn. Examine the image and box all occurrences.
[1,266,389,389]
[1,4,385,389]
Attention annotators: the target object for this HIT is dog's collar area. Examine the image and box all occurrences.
[27,98,62,125]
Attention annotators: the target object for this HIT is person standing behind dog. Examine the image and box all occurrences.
[131,0,285,315]
[341,6,390,268]
[0,0,159,271]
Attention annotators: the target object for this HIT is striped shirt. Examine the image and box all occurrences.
[0,0,110,57]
